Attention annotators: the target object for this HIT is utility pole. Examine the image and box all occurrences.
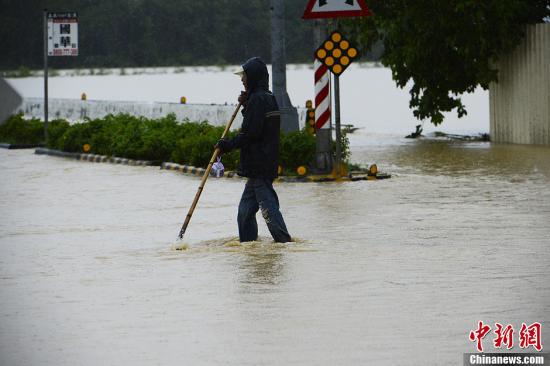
[270,0,299,132]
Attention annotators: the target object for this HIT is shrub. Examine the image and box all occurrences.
[0,114,70,147]
[331,131,351,163]
[172,121,239,170]
[46,119,71,148]
[107,115,147,158]
[137,114,186,162]
[279,129,316,172]
[55,119,97,152]
[0,113,43,145]
[4,113,348,175]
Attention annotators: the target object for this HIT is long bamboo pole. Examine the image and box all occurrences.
[178,102,242,239]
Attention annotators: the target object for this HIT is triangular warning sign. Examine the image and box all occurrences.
[302,0,372,19]
[0,78,22,124]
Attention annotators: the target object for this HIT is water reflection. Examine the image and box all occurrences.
[238,246,285,287]
[168,236,287,287]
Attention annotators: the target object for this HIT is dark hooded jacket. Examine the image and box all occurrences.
[227,57,281,179]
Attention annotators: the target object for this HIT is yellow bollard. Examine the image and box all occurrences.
[368,164,378,176]
[331,163,348,179]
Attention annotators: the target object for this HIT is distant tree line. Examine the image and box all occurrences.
[0,0,321,70]
[3,0,547,125]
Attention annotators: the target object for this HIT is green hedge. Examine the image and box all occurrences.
[1,113,336,173]
[280,130,316,172]
[45,113,243,168]
[0,114,70,145]
[0,114,43,145]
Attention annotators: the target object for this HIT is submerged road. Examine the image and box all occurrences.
[1,137,549,365]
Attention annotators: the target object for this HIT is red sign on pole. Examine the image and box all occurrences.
[302,0,372,19]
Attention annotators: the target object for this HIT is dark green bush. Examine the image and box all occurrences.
[171,121,240,170]
[0,114,70,147]
[107,115,147,158]
[4,113,348,175]
[46,119,71,148]
[279,129,316,172]
[139,114,181,162]
[331,131,351,163]
[0,113,43,145]
[54,119,97,152]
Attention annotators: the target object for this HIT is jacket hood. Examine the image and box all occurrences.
[242,57,269,92]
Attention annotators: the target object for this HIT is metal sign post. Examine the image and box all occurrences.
[334,74,342,172]
[43,11,78,144]
[43,9,49,144]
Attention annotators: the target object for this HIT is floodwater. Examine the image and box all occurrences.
[1,134,549,365]
[6,63,489,135]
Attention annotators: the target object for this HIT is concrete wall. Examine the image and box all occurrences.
[17,97,307,130]
[489,23,550,145]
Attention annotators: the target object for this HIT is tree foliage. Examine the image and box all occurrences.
[344,0,549,124]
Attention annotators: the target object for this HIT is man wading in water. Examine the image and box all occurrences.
[216,57,292,243]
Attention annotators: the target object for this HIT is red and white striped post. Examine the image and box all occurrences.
[313,58,333,173]
[314,59,331,130]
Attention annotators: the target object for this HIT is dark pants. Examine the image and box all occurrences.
[238,178,291,243]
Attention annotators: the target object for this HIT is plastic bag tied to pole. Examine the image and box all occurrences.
[211,157,225,178]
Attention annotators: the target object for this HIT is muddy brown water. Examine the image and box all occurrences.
[1,137,549,365]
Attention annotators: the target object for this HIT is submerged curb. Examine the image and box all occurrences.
[35,148,153,166]
[275,173,390,183]
[161,162,208,178]
[34,148,391,182]
[161,162,241,179]
[1,142,44,149]
[161,162,391,182]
